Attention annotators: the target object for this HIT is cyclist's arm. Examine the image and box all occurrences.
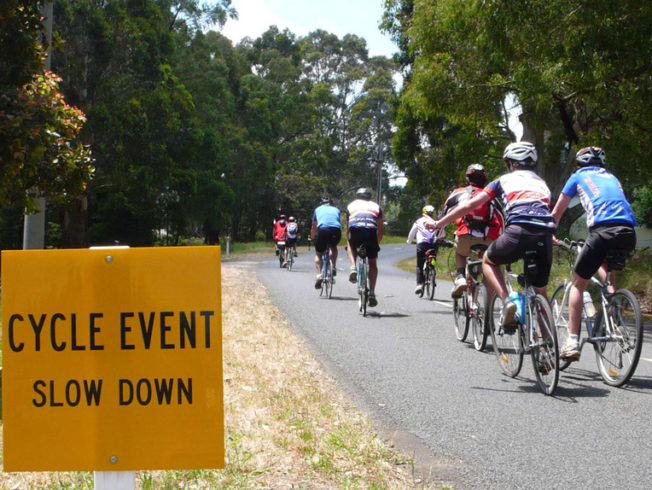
[311,220,318,241]
[406,222,417,244]
[551,193,572,226]
[434,192,491,229]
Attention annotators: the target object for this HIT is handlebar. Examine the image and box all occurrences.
[555,237,585,252]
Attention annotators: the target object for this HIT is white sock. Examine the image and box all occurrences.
[569,334,579,343]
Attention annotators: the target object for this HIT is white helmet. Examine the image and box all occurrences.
[502,141,537,168]
[422,205,435,216]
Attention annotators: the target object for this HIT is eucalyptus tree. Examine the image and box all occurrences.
[383,0,651,221]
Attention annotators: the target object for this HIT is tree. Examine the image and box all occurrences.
[383,0,651,217]
[0,0,92,213]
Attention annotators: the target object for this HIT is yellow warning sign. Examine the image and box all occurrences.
[1,246,224,471]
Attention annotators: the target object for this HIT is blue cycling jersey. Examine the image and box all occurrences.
[313,204,342,229]
[561,166,636,228]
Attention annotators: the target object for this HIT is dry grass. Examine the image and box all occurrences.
[1,261,435,489]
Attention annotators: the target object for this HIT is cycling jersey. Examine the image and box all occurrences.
[484,170,555,230]
[441,185,504,239]
[407,216,438,245]
[560,166,637,229]
[273,220,287,241]
[347,199,382,229]
[313,204,341,228]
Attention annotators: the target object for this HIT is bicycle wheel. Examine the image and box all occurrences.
[550,283,572,371]
[489,294,523,377]
[428,265,437,300]
[358,260,368,316]
[420,265,428,298]
[286,253,293,271]
[453,294,469,341]
[472,283,489,351]
[325,260,334,298]
[530,295,560,396]
[278,248,285,267]
[593,289,643,387]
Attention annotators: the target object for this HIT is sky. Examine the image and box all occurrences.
[220,0,397,58]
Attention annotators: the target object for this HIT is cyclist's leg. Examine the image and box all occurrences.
[415,243,427,285]
[368,257,378,292]
[346,230,359,281]
[328,228,341,272]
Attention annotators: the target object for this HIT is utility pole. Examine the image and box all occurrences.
[23,2,52,250]
[374,143,384,205]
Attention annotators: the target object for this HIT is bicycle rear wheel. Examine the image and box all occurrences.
[286,253,293,271]
[530,295,560,396]
[472,283,489,351]
[428,265,436,300]
[358,259,368,316]
[453,294,469,341]
[593,289,643,387]
[489,295,523,377]
[325,260,334,298]
[420,265,428,298]
[550,283,572,371]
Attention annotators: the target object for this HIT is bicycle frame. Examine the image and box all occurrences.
[357,247,369,316]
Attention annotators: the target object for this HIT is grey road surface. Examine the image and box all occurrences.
[255,244,652,489]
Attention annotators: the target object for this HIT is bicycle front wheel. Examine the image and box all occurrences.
[593,289,643,387]
[530,295,560,396]
[489,295,523,377]
[286,254,293,271]
[453,294,469,341]
[472,283,489,352]
[550,283,572,372]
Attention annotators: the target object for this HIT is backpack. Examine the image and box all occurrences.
[287,222,298,238]
[463,185,497,238]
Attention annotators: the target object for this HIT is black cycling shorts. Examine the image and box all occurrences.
[315,227,341,253]
[286,237,297,247]
[486,224,553,288]
[575,225,636,279]
[348,227,380,259]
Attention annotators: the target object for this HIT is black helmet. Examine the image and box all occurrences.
[356,187,372,200]
[575,146,606,167]
[465,163,488,187]
[320,196,331,205]
[502,141,537,169]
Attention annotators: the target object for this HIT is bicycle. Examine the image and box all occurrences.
[488,251,560,395]
[453,244,490,350]
[319,248,334,299]
[420,239,455,300]
[551,239,643,387]
[276,241,286,268]
[285,245,294,271]
[356,244,370,316]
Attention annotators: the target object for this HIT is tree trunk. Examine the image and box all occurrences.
[61,197,88,248]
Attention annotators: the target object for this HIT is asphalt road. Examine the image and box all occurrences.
[255,244,652,489]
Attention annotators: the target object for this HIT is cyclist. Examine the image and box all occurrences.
[273,214,288,257]
[346,188,384,307]
[285,216,300,262]
[311,197,342,289]
[407,205,441,295]
[551,146,637,360]
[429,142,555,327]
[439,163,504,298]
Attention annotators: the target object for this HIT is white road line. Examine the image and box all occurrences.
[434,300,452,308]
[641,357,652,363]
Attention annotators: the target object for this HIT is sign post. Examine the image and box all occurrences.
[1,246,224,476]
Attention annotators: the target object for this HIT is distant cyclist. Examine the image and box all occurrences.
[286,216,300,261]
[430,142,555,327]
[551,146,637,360]
[311,197,342,289]
[273,214,288,257]
[346,188,384,307]
[439,163,504,298]
[407,205,441,295]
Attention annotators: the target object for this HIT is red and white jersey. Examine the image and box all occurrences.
[483,170,555,229]
[347,199,382,229]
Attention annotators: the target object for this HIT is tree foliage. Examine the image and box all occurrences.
[0,0,92,212]
[383,0,651,219]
